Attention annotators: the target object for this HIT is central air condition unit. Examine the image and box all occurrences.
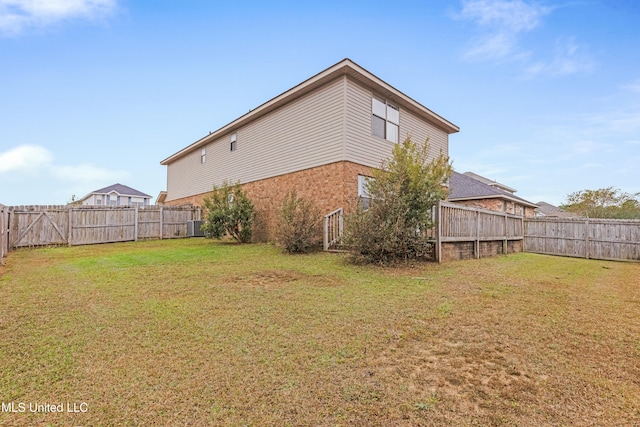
[186,220,205,237]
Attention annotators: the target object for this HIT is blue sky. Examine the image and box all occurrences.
[1,0,639,206]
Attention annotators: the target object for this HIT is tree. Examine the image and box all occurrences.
[560,187,640,219]
[202,181,254,243]
[344,136,453,264]
[276,190,322,253]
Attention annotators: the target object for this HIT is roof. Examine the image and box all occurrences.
[462,171,517,193]
[161,58,460,165]
[83,183,152,199]
[535,201,580,218]
[448,172,537,208]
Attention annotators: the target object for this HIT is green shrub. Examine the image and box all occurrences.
[202,181,254,243]
[344,136,452,264]
[276,190,322,253]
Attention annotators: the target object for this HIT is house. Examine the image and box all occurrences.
[79,183,152,208]
[160,58,459,240]
[448,172,538,217]
[535,201,580,218]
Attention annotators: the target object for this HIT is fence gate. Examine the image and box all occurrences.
[12,208,70,248]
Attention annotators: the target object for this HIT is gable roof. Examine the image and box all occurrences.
[160,58,460,166]
[462,171,517,193]
[86,183,152,198]
[535,201,580,218]
[448,172,537,208]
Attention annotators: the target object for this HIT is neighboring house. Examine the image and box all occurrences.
[535,201,580,218]
[80,183,152,208]
[448,172,538,217]
[160,58,459,240]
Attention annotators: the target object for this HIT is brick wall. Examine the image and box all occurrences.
[451,198,536,218]
[165,161,373,242]
[441,239,523,262]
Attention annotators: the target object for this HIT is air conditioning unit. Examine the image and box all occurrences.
[186,220,205,237]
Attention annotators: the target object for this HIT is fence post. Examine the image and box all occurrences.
[0,205,5,263]
[159,207,164,239]
[475,209,480,259]
[435,201,442,263]
[68,208,73,246]
[503,213,508,255]
[323,216,329,251]
[134,207,139,242]
[585,219,590,259]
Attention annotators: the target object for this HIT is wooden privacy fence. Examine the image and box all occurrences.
[524,217,640,261]
[434,201,524,262]
[4,205,200,250]
[1,204,8,263]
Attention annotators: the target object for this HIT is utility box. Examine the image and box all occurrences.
[186,220,205,237]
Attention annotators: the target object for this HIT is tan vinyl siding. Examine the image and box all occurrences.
[344,78,449,168]
[166,78,346,201]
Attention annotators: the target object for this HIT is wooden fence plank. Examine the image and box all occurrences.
[5,205,198,250]
[0,204,7,262]
[524,217,640,262]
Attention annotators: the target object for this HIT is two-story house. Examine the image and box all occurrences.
[160,59,459,240]
[80,183,152,208]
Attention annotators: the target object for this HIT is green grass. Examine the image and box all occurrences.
[1,239,639,426]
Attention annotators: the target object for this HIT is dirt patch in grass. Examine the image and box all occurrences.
[0,240,639,426]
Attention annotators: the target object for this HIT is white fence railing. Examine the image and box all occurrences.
[323,208,343,251]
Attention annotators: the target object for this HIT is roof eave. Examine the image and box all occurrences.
[448,195,538,208]
[160,58,459,166]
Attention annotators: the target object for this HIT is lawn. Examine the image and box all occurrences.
[0,239,639,426]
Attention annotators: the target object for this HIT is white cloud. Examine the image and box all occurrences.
[0,0,117,35]
[456,0,551,62]
[457,0,549,32]
[0,144,53,172]
[455,1,596,78]
[0,143,129,184]
[525,37,595,78]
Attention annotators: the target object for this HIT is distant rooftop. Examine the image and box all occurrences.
[88,183,151,198]
[535,201,580,218]
[462,172,517,194]
[448,172,537,207]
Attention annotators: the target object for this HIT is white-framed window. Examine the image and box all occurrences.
[230,133,237,152]
[358,175,374,210]
[372,96,399,143]
[201,147,206,164]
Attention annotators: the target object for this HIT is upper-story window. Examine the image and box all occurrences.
[201,148,206,164]
[230,133,237,152]
[372,96,399,143]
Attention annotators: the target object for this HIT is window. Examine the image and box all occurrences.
[230,133,237,152]
[372,96,399,143]
[201,148,206,164]
[358,175,374,210]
